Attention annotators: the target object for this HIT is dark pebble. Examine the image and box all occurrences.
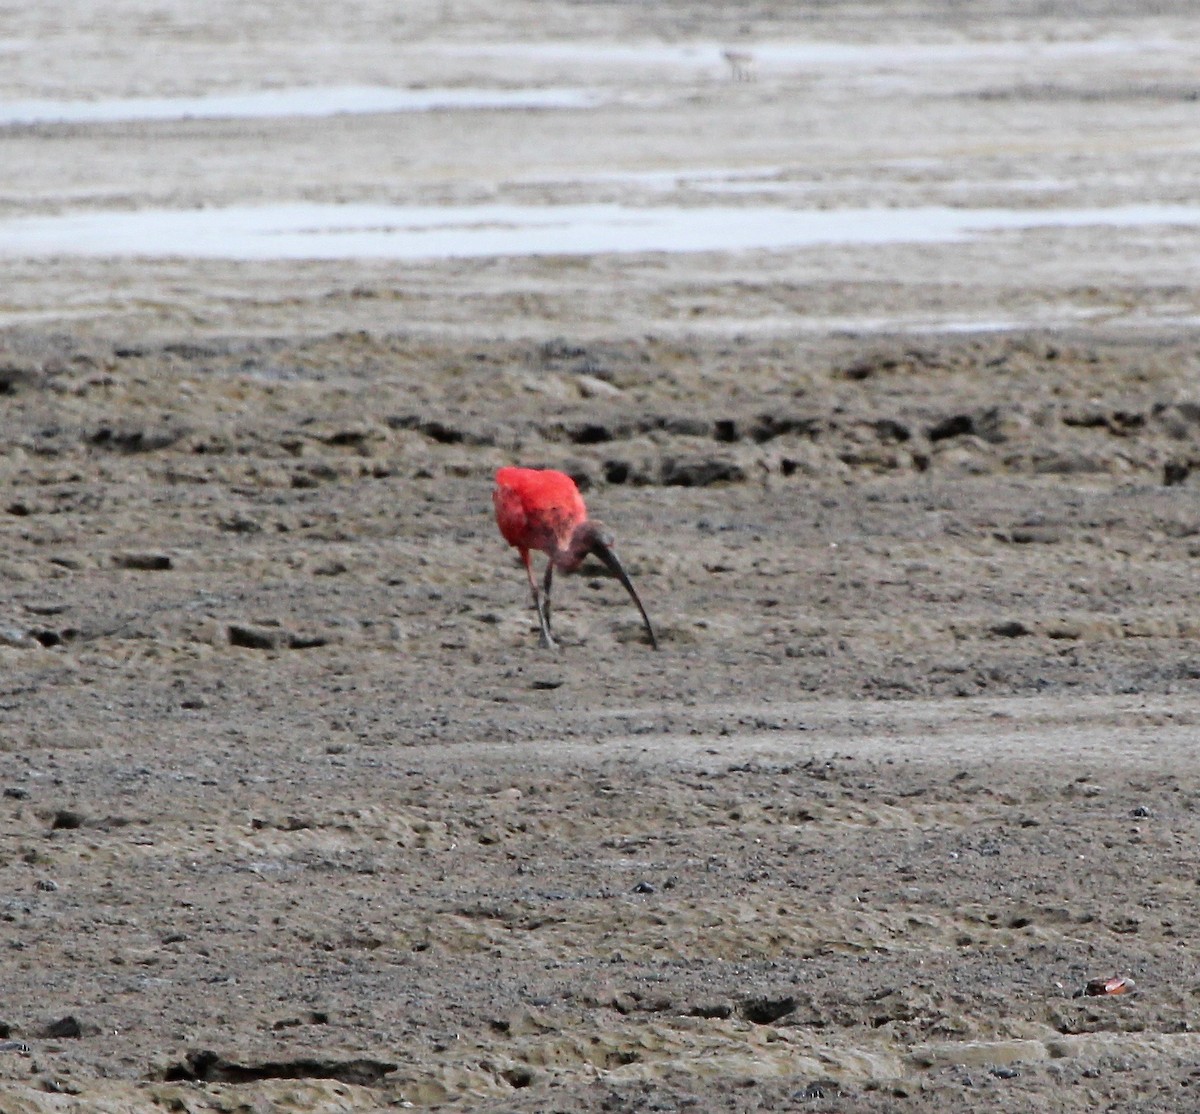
[41,1016,82,1039]
[113,552,172,571]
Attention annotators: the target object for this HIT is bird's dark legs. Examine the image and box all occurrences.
[542,561,554,633]
[522,551,557,649]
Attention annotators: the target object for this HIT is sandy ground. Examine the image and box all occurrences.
[5,2,1200,1111]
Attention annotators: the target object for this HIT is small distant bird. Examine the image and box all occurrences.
[722,49,756,82]
[492,466,658,650]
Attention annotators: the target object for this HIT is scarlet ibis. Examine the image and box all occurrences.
[492,466,658,650]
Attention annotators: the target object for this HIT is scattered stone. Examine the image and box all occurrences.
[288,632,330,650]
[928,414,975,441]
[604,460,630,484]
[227,624,287,651]
[660,457,746,486]
[687,1002,733,1020]
[30,629,65,648]
[0,363,40,394]
[750,414,819,443]
[418,420,464,444]
[218,514,263,534]
[320,427,373,448]
[739,996,796,1025]
[41,1016,83,1039]
[163,1049,396,1086]
[1164,460,1190,486]
[88,425,183,453]
[655,415,711,437]
[991,620,1033,638]
[1080,975,1135,997]
[564,421,615,445]
[113,552,172,571]
[1002,526,1061,544]
[576,374,622,398]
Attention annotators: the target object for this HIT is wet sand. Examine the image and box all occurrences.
[4,3,1200,1111]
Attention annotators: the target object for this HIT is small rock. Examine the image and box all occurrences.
[41,1016,82,1039]
[928,414,975,441]
[687,1002,733,1019]
[739,996,796,1025]
[287,632,329,650]
[660,457,746,487]
[218,514,263,534]
[1081,975,1135,997]
[1163,460,1190,486]
[227,624,287,650]
[576,374,622,398]
[89,425,183,453]
[113,552,172,571]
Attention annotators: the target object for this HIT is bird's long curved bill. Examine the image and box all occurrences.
[591,539,659,650]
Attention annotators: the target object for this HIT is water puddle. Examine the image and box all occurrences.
[1,202,1197,260]
[436,37,1173,71]
[0,85,602,127]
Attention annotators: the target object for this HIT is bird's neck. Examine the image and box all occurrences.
[557,522,596,573]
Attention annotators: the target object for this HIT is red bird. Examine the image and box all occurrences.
[493,466,658,650]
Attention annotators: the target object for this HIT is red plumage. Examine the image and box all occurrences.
[493,466,588,570]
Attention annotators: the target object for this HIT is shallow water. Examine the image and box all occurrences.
[0,85,603,126]
[1,201,1197,261]
[435,36,1173,71]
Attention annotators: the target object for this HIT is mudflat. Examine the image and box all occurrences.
[4,3,1200,1111]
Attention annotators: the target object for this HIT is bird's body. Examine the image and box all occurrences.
[493,467,589,571]
[492,466,657,650]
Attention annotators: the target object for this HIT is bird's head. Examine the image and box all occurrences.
[565,520,658,650]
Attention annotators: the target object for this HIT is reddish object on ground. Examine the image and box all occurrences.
[492,466,657,651]
[1084,976,1135,996]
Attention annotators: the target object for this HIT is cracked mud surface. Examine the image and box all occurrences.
[5,2,1200,1111]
